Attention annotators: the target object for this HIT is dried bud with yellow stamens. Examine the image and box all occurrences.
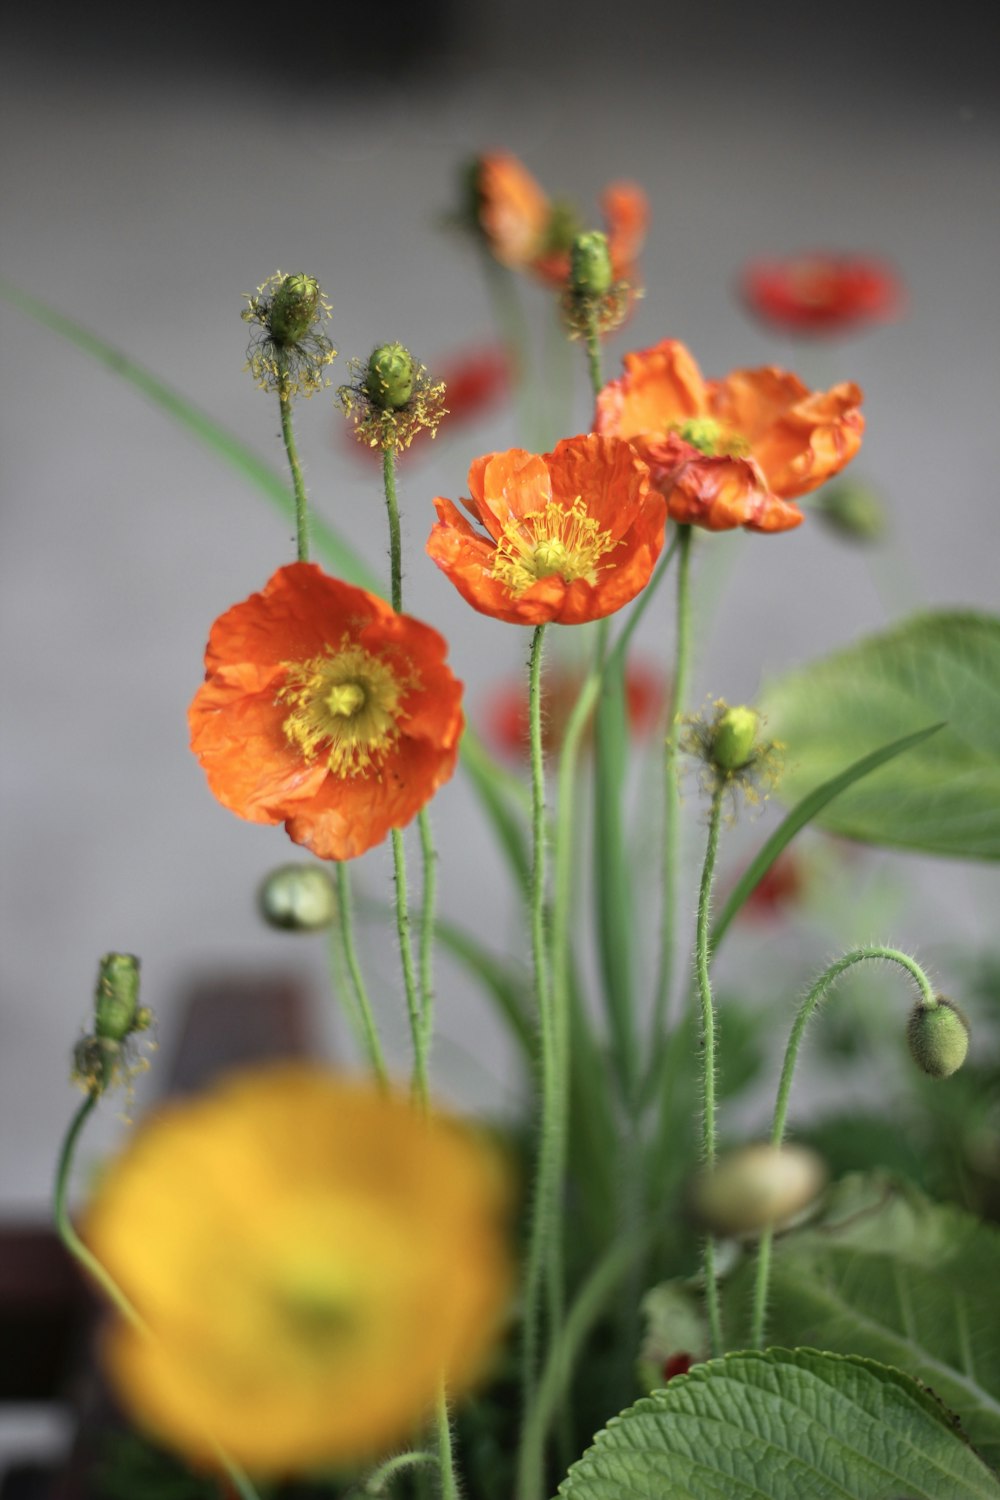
[711,705,760,771]
[259,864,338,933]
[571,231,613,298]
[269,274,324,346]
[907,996,970,1079]
[242,271,336,399]
[560,230,634,342]
[682,698,782,810]
[73,953,153,1097]
[365,343,416,411]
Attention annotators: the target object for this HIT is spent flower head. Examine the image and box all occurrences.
[73,953,154,1098]
[682,699,783,811]
[338,343,447,454]
[242,271,336,398]
[561,229,635,340]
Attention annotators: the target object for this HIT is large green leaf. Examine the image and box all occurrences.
[558,1347,1000,1499]
[724,1175,1000,1468]
[761,612,1000,859]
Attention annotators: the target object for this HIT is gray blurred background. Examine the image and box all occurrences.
[2,0,998,1235]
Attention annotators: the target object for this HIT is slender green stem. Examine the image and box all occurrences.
[751,946,937,1348]
[392,827,428,1108]
[382,447,403,613]
[583,310,603,400]
[652,524,693,1043]
[54,1095,261,1500]
[434,1384,460,1500]
[520,624,555,1447]
[334,864,389,1089]
[363,1449,438,1496]
[695,785,725,1357]
[277,372,309,562]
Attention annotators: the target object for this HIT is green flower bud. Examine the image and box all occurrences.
[94,953,142,1043]
[710,705,759,771]
[817,480,887,544]
[365,343,415,411]
[692,1144,826,1237]
[269,274,323,345]
[907,997,969,1079]
[259,863,338,933]
[570,231,613,297]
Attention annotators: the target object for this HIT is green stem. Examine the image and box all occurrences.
[751,946,937,1348]
[334,864,389,1089]
[695,785,725,1357]
[54,1095,262,1500]
[520,624,554,1443]
[363,1450,438,1496]
[652,524,693,1044]
[382,447,403,613]
[278,373,309,562]
[434,1385,460,1500]
[392,827,428,1108]
[583,310,603,400]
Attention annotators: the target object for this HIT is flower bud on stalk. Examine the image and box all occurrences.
[74,953,152,1096]
[241,271,336,397]
[570,231,614,298]
[365,343,416,410]
[259,864,338,933]
[338,343,447,454]
[907,996,970,1079]
[561,229,631,340]
[710,705,760,772]
[692,1143,827,1237]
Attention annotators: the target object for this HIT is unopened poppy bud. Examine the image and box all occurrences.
[258,863,338,933]
[94,953,142,1043]
[907,997,969,1079]
[570,231,613,297]
[365,343,415,411]
[711,705,759,771]
[692,1143,826,1237]
[268,273,323,345]
[818,480,887,543]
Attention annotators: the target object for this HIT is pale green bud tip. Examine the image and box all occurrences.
[570,231,613,297]
[94,953,142,1042]
[269,274,323,344]
[365,343,415,410]
[908,997,969,1079]
[259,863,338,933]
[711,705,759,771]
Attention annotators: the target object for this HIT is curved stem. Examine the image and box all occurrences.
[696,784,725,1357]
[277,373,309,562]
[751,946,937,1348]
[363,1449,438,1496]
[54,1095,261,1500]
[333,864,389,1089]
[434,1384,460,1500]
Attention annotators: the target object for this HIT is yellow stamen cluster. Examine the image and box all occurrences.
[672,418,750,458]
[279,641,409,778]
[491,496,617,596]
[338,356,448,454]
[242,271,336,399]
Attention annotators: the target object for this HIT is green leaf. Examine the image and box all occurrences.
[724,1175,1000,1468]
[760,611,1000,859]
[558,1347,1000,1500]
[710,723,944,952]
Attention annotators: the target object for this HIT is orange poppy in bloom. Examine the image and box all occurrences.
[476,151,648,290]
[189,564,463,861]
[594,339,864,533]
[427,434,666,626]
[740,253,904,336]
[486,660,666,760]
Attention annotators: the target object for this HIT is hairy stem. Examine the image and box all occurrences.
[696,784,725,1357]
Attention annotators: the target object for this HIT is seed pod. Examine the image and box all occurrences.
[269,274,323,345]
[907,996,969,1079]
[365,343,416,411]
[259,864,338,933]
[711,705,759,771]
[94,953,142,1043]
[691,1143,826,1237]
[570,231,613,298]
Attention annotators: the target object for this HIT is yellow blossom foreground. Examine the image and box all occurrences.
[83,1066,513,1476]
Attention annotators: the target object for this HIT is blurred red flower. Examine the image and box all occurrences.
[486,660,667,760]
[737,851,806,922]
[740,254,904,336]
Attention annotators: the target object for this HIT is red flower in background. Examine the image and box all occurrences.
[737,852,806,922]
[486,661,667,761]
[740,254,904,336]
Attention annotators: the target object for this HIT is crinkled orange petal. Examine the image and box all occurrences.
[594,340,707,440]
[545,433,654,541]
[748,381,865,497]
[478,152,549,267]
[708,366,811,443]
[665,453,800,532]
[189,683,329,824]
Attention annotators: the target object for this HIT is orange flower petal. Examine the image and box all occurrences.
[740,253,905,335]
[594,341,707,440]
[478,152,549,267]
[601,181,649,277]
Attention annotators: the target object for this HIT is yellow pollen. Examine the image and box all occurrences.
[672,418,750,458]
[491,496,617,596]
[278,639,408,778]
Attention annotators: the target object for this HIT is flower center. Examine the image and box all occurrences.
[278,640,408,778]
[672,418,750,458]
[491,496,617,596]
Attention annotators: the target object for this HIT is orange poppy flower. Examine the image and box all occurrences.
[476,152,648,290]
[189,564,463,861]
[486,660,666,760]
[594,339,864,533]
[427,434,666,626]
[740,253,904,336]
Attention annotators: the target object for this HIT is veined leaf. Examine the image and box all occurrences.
[558,1346,1000,1499]
[761,611,1000,859]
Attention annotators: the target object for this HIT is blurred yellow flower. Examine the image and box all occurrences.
[83,1065,513,1476]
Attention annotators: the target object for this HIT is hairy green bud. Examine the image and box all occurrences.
[711,705,759,771]
[907,996,969,1079]
[570,231,613,297]
[259,863,338,933]
[365,343,416,411]
[269,274,323,345]
[94,953,142,1043]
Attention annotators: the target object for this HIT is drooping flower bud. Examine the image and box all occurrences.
[817,479,887,544]
[94,953,143,1042]
[570,231,613,298]
[365,343,416,411]
[268,273,323,346]
[259,863,338,933]
[710,705,760,771]
[691,1143,827,1237]
[907,997,970,1079]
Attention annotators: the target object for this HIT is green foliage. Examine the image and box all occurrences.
[723,1175,1000,1467]
[761,611,1000,859]
[558,1347,1000,1499]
